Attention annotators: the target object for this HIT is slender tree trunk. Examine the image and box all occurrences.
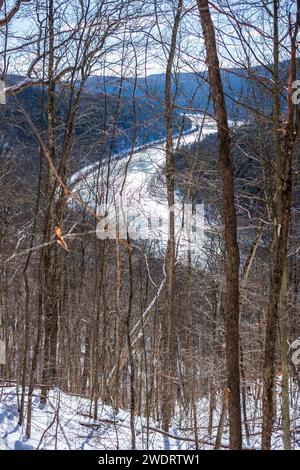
[161,0,183,432]
[214,390,228,450]
[279,260,291,449]
[114,226,121,411]
[197,0,242,449]
[262,3,297,448]
[18,271,30,426]
[126,237,136,449]
[40,0,58,404]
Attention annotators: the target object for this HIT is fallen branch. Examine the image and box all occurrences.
[79,419,229,448]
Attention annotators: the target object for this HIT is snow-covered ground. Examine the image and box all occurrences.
[0,386,214,450]
[1,384,299,450]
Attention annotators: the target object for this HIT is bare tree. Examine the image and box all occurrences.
[197,0,242,449]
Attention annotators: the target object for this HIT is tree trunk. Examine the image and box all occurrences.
[161,0,183,432]
[262,2,297,448]
[197,0,242,449]
[279,260,291,449]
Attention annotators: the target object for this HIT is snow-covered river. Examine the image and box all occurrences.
[70,114,218,258]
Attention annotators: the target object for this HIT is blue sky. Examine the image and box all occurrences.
[1,0,296,80]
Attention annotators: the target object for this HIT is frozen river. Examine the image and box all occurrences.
[70,114,219,258]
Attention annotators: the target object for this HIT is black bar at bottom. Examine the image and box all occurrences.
[0,449,297,467]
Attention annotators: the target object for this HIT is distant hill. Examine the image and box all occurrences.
[0,59,295,181]
[85,60,294,119]
[0,76,191,175]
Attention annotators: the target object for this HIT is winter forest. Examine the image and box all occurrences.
[0,0,300,453]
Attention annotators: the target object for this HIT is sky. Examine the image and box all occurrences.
[0,0,296,80]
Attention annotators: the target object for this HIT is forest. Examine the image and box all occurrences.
[0,0,300,453]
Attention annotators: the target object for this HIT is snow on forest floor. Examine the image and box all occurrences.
[1,385,299,450]
[0,386,212,450]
